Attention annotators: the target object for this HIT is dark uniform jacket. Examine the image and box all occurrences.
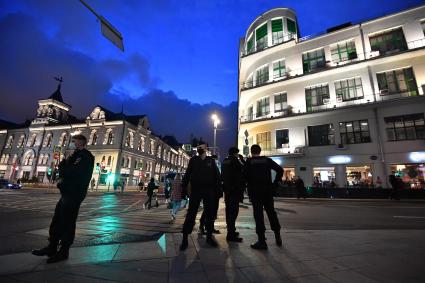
[57,148,94,199]
[221,155,244,194]
[244,156,283,196]
[182,155,221,192]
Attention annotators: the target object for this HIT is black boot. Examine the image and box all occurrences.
[198,225,206,235]
[275,232,282,246]
[46,247,69,263]
[180,234,189,251]
[226,233,243,242]
[206,235,218,247]
[31,244,57,257]
[251,234,267,250]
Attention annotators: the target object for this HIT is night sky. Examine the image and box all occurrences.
[0,0,424,157]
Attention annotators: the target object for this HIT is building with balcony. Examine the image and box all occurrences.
[0,83,190,188]
[238,6,425,188]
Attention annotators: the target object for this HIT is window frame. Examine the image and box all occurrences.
[303,48,326,73]
[335,77,364,102]
[384,113,425,141]
[369,27,407,55]
[275,129,289,149]
[274,92,288,113]
[256,97,270,118]
[308,124,335,146]
[339,120,371,144]
[256,131,272,151]
[272,59,286,80]
[330,40,357,63]
[305,84,330,112]
[377,67,418,96]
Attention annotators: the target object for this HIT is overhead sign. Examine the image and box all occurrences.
[100,16,124,51]
[328,155,351,164]
[409,152,425,162]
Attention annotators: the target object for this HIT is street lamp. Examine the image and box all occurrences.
[211,113,220,155]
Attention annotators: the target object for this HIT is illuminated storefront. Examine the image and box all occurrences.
[313,167,335,187]
[346,165,373,187]
[391,164,425,189]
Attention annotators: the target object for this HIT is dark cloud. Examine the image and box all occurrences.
[0,11,237,157]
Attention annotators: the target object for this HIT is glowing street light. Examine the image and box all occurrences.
[211,113,220,155]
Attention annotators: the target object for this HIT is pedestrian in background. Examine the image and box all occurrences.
[244,144,283,250]
[179,143,221,251]
[32,134,94,263]
[164,178,171,204]
[170,173,183,220]
[295,176,306,199]
[138,180,145,192]
[221,147,244,242]
[144,178,158,209]
[90,178,96,192]
[120,178,126,193]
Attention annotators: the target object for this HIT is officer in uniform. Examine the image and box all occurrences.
[32,134,94,263]
[180,143,221,250]
[221,147,245,242]
[244,144,283,250]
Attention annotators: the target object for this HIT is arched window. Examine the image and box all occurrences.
[43,133,53,147]
[28,133,37,147]
[6,135,14,148]
[43,154,49,165]
[59,132,68,147]
[107,156,112,166]
[126,157,131,168]
[89,130,98,145]
[17,135,25,148]
[38,154,44,165]
[104,129,114,145]
[24,152,34,166]
[125,132,134,148]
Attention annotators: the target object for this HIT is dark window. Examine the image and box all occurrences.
[335,78,364,101]
[305,85,330,112]
[331,41,357,63]
[287,18,296,34]
[256,132,271,151]
[256,65,269,85]
[276,129,289,149]
[256,24,268,50]
[308,124,335,146]
[274,93,287,112]
[272,19,283,44]
[369,28,407,55]
[273,60,286,79]
[377,67,418,96]
[385,113,425,141]
[256,97,270,117]
[247,36,254,54]
[303,49,326,73]
[339,120,371,144]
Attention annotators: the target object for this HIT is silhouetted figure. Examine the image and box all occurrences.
[389,174,401,200]
[295,176,306,199]
[244,144,283,250]
[144,178,158,209]
[180,143,221,251]
[32,134,94,263]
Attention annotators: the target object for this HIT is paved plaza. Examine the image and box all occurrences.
[0,188,424,282]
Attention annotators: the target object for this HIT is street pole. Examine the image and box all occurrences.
[211,113,220,156]
[213,126,217,155]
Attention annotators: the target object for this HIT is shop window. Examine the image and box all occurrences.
[276,129,289,149]
[377,67,418,96]
[303,49,326,74]
[384,113,425,141]
[305,84,330,112]
[346,165,373,187]
[335,77,364,102]
[339,120,371,144]
[308,124,335,146]
[369,28,407,55]
[313,167,335,187]
[331,40,357,63]
[391,164,425,189]
[256,131,271,151]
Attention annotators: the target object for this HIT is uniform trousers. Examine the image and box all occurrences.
[224,191,241,235]
[49,196,83,248]
[250,191,281,238]
[182,188,216,235]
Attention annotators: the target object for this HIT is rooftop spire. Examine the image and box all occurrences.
[48,76,64,102]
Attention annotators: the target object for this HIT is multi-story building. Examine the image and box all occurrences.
[238,5,425,188]
[0,84,190,188]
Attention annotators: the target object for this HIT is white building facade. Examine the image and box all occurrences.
[238,6,425,188]
[0,84,190,188]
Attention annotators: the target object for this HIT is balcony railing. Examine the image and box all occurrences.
[239,91,423,123]
[240,37,425,91]
[242,33,296,57]
[260,146,305,157]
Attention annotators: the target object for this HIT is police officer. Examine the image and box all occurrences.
[32,134,94,263]
[221,147,245,242]
[180,143,221,251]
[244,144,283,250]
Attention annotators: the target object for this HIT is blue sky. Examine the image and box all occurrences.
[0,0,424,155]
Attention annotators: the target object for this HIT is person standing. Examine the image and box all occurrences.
[170,173,184,220]
[180,143,221,251]
[221,147,245,242]
[164,178,171,204]
[295,176,306,199]
[144,178,158,209]
[138,180,145,192]
[244,144,283,250]
[90,178,96,192]
[32,134,94,263]
[120,178,126,193]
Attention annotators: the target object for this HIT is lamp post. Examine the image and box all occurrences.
[211,113,220,155]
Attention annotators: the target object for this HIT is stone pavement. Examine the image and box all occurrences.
[1,228,425,283]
